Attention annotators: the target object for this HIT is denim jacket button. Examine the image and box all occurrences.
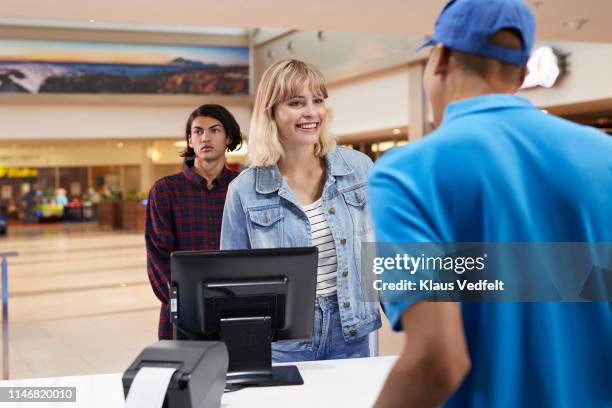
[328,207,336,215]
[340,238,347,245]
[342,270,348,277]
[350,330,357,337]
[343,301,351,308]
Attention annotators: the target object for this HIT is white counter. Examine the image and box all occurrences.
[0,355,398,408]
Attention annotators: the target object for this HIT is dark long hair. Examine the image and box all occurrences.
[180,104,243,160]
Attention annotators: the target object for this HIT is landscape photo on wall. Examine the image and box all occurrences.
[0,39,249,95]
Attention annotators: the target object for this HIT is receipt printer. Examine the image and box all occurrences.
[123,340,228,408]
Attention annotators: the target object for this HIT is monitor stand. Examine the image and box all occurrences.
[220,316,304,387]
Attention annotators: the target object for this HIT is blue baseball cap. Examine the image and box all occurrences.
[418,0,536,66]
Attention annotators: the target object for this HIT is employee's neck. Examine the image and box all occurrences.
[446,73,518,105]
[193,158,226,189]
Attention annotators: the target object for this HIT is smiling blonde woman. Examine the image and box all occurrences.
[221,59,381,362]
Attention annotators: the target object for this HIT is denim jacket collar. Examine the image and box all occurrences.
[255,148,353,194]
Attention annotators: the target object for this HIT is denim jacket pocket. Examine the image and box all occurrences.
[342,185,367,208]
[342,185,371,234]
[247,205,284,248]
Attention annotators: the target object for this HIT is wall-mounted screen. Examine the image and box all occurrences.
[0,39,249,95]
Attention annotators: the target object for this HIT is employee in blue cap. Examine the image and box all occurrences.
[370,0,612,407]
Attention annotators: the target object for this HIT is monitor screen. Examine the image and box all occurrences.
[170,247,318,387]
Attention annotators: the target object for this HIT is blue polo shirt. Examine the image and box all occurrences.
[369,94,612,408]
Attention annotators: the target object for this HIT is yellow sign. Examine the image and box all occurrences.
[0,167,39,178]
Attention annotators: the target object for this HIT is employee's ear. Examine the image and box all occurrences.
[432,44,452,76]
[517,66,528,88]
[187,134,193,148]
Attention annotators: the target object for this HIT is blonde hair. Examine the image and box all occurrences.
[247,59,336,167]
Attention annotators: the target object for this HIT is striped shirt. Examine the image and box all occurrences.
[302,198,338,297]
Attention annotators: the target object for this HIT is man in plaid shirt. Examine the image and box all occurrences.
[145,104,242,339]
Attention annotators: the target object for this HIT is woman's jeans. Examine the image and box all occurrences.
[272,294,371,362]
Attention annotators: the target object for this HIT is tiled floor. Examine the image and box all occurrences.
[0,223,159,380]
[0,222,402,380]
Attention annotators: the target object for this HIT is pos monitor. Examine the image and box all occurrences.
[170,247,318,388]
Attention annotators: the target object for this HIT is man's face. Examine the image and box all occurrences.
[422,45,446,127]
[188,116,230,163]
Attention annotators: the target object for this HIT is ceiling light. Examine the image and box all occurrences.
[392,128,401,135]
[146,147,162,162]
[117,142,124,148]
[89,19,96,23]
[565,18,589,31]
[378,141,396,152]
[151,149,162,163]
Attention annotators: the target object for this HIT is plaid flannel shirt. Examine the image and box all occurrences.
[145,162,238,339]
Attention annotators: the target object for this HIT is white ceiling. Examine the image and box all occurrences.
[1,0,612,42]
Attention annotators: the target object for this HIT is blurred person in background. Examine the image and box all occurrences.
[146,104,242,339]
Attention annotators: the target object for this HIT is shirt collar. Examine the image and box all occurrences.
[255,148,352,194]
[183,162,233,190]
[442,94,535,125]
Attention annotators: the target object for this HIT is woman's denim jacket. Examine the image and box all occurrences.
[220,147,381,342]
